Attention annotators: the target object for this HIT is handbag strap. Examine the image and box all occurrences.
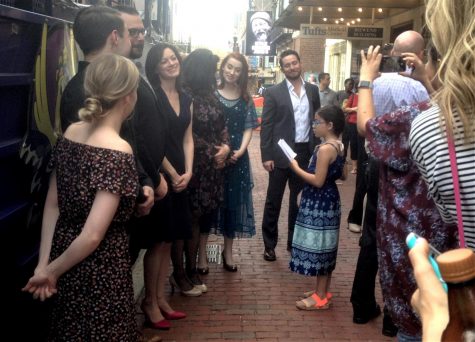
[447,137,466,247]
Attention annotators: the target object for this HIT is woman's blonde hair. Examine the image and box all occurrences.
[79,53,139,122]
[425,0,475,143]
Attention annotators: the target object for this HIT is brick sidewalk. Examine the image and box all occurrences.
[137,131,395,342]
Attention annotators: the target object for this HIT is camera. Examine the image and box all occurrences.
[379,56,406,72]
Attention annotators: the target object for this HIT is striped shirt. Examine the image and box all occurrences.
[410,104,475,250]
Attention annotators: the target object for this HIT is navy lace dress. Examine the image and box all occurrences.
[212,92,258,238]
[290,143,345,276]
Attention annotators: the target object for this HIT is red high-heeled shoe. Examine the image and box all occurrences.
[160,308,186,320]
[144,317,171,330]
[141,302,171,330]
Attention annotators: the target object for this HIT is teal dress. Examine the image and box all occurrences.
[290,143,345,276]
[212,92,258,238]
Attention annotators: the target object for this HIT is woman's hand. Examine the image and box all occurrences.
[400,52,435,94]
[135,185,154,217]
[229,149,244,164]
[359,45,382,83]
[214,144,230,168]
[289,159,299,171]
[172,172,192,193]
[22,266,58,301]
[409,238,449,341]
[401,52,426,79]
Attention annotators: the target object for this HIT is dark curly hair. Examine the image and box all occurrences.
[182,48,219,97]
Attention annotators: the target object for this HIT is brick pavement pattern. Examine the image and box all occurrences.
[138,132,395,342]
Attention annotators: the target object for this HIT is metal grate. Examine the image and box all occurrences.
[206,244,222,264]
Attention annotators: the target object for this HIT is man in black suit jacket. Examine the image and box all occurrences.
[260,50,320,261]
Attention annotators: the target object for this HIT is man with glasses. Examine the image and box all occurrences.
[260,50,320,261]
[116,6,170,263]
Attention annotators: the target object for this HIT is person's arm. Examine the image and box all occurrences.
[36,171,59,270]
[230,128,253,163]
[357,45,382,137]
[260,89,276,171]
[23,190,121,301]
[168,107,194,193]
[289,144,335,188]
[409,238,449,342]
[343,95,357,113]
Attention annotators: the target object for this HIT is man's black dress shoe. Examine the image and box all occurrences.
[263,248,276,261]
[353,304,381,324]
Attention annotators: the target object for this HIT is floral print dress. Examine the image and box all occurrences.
[186,91,230,215]
[48,137,140,342]
[290,143,345,276]
[366,101,457,336]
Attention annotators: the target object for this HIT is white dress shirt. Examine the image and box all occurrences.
[286,78,310,143]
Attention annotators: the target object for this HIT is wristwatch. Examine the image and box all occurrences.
[358,80,373,89]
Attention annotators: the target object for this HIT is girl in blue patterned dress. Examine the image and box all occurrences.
[290,105,347,310]
[213,53,258,271]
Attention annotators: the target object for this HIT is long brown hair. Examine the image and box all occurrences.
[218,52,250,102]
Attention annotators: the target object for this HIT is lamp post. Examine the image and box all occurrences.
[232,36,239,52]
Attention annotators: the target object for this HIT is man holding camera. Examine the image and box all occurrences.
[350,30,429,337]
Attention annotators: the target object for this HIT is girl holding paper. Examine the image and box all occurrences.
[289,105,347,310]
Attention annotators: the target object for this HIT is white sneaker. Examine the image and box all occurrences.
[348,223,362,233]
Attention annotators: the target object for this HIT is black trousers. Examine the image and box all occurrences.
[347,135,368,226]
[342,122,358,161]
[351,157,380,311]
[261,143,311,250]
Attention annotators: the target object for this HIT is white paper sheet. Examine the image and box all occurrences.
[277,139,297,161]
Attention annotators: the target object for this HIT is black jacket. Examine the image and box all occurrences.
[260,79,320,168]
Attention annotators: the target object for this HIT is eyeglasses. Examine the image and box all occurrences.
[312,119,324,127]
[128,28,146,37]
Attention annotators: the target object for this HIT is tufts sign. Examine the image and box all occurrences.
[300,24,383,39]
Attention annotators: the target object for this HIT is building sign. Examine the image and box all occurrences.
[348,27,384,38]
[245,11,276,56]
[300,24,383,39]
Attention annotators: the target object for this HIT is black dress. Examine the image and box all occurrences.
[48,137,140,341]
[139,88,193,243]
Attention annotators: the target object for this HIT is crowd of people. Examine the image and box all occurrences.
[21,0,475,341]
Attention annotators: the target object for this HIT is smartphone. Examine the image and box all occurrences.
[406,232,448,292]
[379,56,406,72]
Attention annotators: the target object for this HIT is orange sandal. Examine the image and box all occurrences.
[295,293,330,310]
[300,290,332,302]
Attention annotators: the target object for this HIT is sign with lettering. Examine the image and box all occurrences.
[300,24,383,39]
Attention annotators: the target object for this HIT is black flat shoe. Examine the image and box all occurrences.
[353,304,381,324]
[197,267,209,275]
[263,248,276,261]
[221,251,238,272]
[382,311,398,337]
